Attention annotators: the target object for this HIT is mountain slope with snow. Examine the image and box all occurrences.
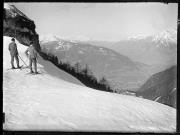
[128,30,177,45]
[152,30,177,46]
[3,36,176,132]
[108,30,177,73]
[81,30,177,74]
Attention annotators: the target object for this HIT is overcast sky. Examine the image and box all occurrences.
[7,2,178,41]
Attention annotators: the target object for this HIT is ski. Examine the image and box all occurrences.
[20,66,29,70]
[25,72,42,75]
[18,65,24,70]
[7,65,23,70]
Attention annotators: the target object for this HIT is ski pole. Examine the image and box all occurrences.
[18,55,28,67]
[18,55,29,72]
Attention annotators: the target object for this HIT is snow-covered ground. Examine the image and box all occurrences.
[3,36,176,132]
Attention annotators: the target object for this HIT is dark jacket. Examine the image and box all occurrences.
[9,42,18,56]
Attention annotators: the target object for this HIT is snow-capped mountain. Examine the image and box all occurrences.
[40,35,79,51]
[106,30,177,73]
[39,35,59,44]
[40,34,91,43]
[127,29,177,45]
[152,30,177,47]
[78,30,177,76]
[127,34,149,41]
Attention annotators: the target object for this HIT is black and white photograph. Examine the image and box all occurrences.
[3,1,177,132]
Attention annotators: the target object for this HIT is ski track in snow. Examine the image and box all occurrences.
[3,36,176,132]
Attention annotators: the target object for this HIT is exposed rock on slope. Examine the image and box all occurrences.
[3,3,41,51]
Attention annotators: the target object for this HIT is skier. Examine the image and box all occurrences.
[25,41,38,74]
[8,38,20,69]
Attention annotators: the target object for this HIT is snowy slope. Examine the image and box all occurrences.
[3,36,176,132]
[3,37,83,86]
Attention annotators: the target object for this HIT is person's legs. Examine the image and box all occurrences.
[32,58,37,73]
[29,58,33,73]
[14,55,20,68]
[10,54,15,68]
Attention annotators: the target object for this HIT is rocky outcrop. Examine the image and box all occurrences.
[3,4,41,51]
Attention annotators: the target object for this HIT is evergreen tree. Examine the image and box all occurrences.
[74,62,81,73]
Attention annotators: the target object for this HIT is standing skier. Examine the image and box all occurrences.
[8,38,20,69]
[25,41,38,74]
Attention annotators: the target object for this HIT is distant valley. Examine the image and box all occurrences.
[40,36,150,91]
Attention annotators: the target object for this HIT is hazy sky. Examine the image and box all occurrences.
[7,2,178,41]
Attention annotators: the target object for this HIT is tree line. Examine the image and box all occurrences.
[39,49,114,93]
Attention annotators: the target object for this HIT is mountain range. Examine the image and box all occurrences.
[78,30,177,74]
[40,36,150,91]
[39,30,177,92]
